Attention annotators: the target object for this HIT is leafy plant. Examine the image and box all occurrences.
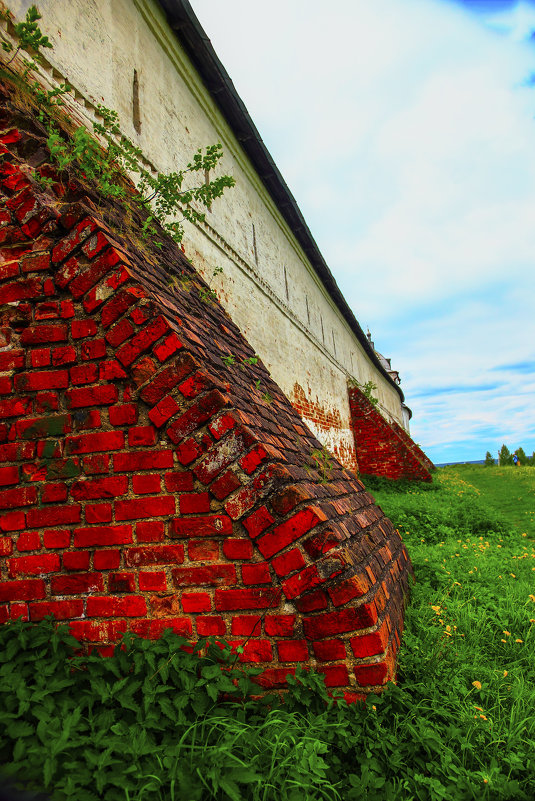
[0,4,52,62]
[0,5,235,249]
[305,447,334,483]
[198,285,218,304]
[348,377,379,407]
[221,354,259,370]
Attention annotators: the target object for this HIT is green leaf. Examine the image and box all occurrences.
[43,755,55,787]
[218,777,242,801]
[7,720,34,738]
[13,739,26,761]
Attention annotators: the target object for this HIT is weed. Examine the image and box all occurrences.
[348,377,379,407]
[197,286,218,304]
[0,5,235,250]
[0,4,51,63]
[221,354,259,369]
[305,447,334,483]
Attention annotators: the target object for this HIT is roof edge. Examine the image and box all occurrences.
[156,0,405,404]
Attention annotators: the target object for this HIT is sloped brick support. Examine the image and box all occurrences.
[348,385,434,482]
[0,88,413,699]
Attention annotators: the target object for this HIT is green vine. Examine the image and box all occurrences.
[0,3,51,61]
[0,5,236,248]
[348,377,379,408]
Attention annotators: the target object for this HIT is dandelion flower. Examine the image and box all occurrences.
[515,639,523,643]
[503,631,510,636]
[480,714,487,720]
[501,639,506,643]
[510,574,516,579]
[503,670,508,677]
[529,595,535,603]
[472,680,482,690]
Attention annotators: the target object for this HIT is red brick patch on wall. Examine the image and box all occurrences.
[0,87,413,699]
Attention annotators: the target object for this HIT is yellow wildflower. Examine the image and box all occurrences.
[503,631,510,636]
[515,639,523,644]
[472,680,482,690]
[503,671,508,678]
[479,714,487,720]
[529,594,535,603]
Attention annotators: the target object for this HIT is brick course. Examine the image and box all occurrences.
[0,94,414,698]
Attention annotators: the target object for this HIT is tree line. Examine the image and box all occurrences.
[485,445,535,466]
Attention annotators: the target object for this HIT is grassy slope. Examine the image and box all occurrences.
[447,465,535,537]
[366,465,535,800]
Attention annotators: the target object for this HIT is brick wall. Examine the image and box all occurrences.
[0,87,413,699]
[348,385,434,482]
[290,381,359,473]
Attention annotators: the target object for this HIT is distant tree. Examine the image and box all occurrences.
[484,451,495,466]
[515,447,527,466]
[498,444,513,466]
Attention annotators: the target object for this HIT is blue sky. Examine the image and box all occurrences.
[190,0,535,464]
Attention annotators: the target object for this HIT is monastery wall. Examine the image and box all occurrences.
[3,0,407,471]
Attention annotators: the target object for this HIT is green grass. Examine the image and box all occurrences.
[1,466,534,800]
[442,464,535,537]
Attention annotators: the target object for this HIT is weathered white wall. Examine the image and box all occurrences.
[4,0,408,469]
